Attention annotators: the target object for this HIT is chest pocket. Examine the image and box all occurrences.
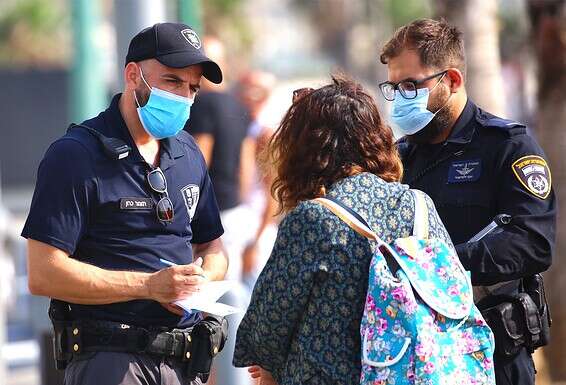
[436,185,494,243]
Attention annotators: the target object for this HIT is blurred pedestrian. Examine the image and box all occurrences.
[379,18,556,385]
[236,70,279,288]
[21,23,228,385]
[184,36,254,385]
[233,75,455,384]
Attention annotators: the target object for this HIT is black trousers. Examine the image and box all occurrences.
[63,352,203,385]
[494,348,536,385]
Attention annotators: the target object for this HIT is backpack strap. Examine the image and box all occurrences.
[411,190,429,239]
[314,197,402,275]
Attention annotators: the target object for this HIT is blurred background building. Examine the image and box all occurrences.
[0,0,564,384]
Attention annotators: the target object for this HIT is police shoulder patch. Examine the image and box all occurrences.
[181,184,200,221]
[511,155,551,199]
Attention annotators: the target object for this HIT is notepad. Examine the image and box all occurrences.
[174,280,242,317]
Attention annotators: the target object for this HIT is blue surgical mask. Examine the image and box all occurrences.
[134,68,194,139]
[390,80,450,136]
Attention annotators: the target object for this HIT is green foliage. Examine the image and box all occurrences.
[384,0,433,27]
[0,0,70,67]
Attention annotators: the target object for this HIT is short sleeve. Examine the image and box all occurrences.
[190,164,224,244]
[21,139,98,255]
[185,96,216,135]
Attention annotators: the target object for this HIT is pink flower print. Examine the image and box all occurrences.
[403,299,418,315]
[448,284,460,296]
[423,361,436,374]
[415,343,433,360]
[391,287,407,302]
[475,318,486,326]
[380,290,388,301]
[376,318,388,336]
[483,357,494,370]
[366,296,377,311]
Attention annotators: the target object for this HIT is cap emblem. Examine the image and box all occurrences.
[181,29,201,49]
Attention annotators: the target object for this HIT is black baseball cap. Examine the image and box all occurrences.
[125,23,223,84]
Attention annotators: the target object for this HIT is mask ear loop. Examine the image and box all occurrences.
[133,65,152,108]
[430,72,453,116]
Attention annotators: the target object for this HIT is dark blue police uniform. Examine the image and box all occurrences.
[22,93,224,328]
[399,100,556,385]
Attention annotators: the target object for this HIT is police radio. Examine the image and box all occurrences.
[68,123,131,161]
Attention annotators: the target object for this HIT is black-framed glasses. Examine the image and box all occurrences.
[147,167,174,223]
[292,87,314,103]
[379,70,448,101]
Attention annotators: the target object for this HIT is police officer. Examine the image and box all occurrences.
[378,19,556,385]
[22,23,228,385]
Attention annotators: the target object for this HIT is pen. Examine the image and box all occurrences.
[468,214,512,243]
[159,258,177,267]
[159,258,207,279]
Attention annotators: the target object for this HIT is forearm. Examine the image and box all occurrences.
[27,240,150,304]
[455,228,552,285]
[192,238,227,281]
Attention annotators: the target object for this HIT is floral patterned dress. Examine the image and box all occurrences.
[233,173,454,385]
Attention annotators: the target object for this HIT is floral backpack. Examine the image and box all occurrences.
[316,190,496,385]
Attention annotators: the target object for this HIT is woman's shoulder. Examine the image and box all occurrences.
[329,173,412,207]
[282,200,336,228]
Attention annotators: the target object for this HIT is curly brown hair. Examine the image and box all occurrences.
[267,74,402,213]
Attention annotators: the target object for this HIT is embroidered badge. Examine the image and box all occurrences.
[512,155,551,199]
[119,198,153,210]
[181,29,201,49]
[448,159,481,183]
[181,184,200,221]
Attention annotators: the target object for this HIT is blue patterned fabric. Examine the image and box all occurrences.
[233,173,454,384]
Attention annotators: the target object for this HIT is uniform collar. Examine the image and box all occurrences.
[103,93,185,167]
[445,99,477,144]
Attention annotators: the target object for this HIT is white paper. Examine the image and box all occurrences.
[174,280,242,317]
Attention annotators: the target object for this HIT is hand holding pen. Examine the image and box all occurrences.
[147,256,209,305]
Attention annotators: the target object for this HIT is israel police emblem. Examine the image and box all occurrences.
[512,155,551,199]
[181,184,200,221]
[181,29,201,49]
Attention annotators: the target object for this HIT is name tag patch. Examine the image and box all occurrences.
[448,159,481,183]
[120,197,154,210]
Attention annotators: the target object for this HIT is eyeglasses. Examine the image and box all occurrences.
[379,70,448,101]
[147,167,174,223]
[292,87,314,103]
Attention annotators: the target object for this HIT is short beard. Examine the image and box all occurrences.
[133,86,151,108]
[407,107,452,144]
[407,84,453,145]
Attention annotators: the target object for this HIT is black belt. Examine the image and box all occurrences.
[66,320,195,360]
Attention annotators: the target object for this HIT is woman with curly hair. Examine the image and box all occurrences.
[232,75,454,385]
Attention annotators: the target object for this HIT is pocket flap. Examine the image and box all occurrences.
[392,237,473,319]
[362,329,411,368]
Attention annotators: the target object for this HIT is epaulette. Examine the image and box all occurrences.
[476,112,526,137]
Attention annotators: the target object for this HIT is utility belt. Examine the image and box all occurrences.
[476,274,551,358]
[48,300,228,383]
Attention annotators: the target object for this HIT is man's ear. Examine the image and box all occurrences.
[445,68,464,93]
[124,62,140,90]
